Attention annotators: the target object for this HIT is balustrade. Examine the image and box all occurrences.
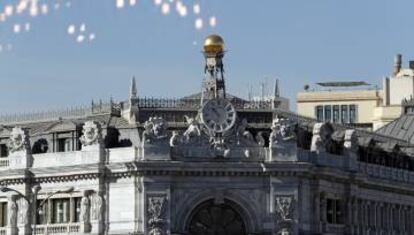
[34,223,80,235]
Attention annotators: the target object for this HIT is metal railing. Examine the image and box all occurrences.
[0,100,120,125]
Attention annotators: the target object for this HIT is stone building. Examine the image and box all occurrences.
[0,35,414,235]
[297,54,414,131]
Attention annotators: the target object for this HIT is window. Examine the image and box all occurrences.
[52,198,70,224]
[324,106,332,122]
[333,105,340,123]
[57,139,71,152]
[326,198,344,224]
[349,105,357,123]
[316,106,324,122]
[0,144,8,158]
[341,105,348,123]
[0,202,7,227]
[37,197,81,224]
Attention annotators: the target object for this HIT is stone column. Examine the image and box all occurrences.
[69,197,75,223]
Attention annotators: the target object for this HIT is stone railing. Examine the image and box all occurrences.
[358,162,414,183]
[32,150,102,168]
[34,223,80,234]
[106,147,139,163]
[0,158,9,169]
[137,97,275,110]
[0,228,6,235]
[170,146,269,161]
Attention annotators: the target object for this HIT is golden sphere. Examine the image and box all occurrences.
[203,34,225,53]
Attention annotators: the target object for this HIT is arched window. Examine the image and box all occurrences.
[187,199,247,235]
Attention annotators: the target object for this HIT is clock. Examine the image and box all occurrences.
[201,98,236,133]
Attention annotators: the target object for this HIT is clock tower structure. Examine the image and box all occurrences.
[201,34,227,103]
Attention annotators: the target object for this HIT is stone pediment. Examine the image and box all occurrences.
[46,121,79,133]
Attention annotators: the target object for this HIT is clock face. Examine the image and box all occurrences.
[201,99,236,133]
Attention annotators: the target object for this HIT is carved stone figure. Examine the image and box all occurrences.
[80,121,102,147]
[80,193,91,223]
[91,194,103,221]
[237,119,249,138]
[236,119,254,143]
[169,131,181,147]
[8,127,29,153]
[143,117,168,143]
[344,129,358,152]
[8,197,18,228]
[183,116,201,143]
[310,123,332,153]
[210,137,230,158]
[256,131,266,147]
[17,198,28,225]
[269,117,295,148]
[147,196,167,235]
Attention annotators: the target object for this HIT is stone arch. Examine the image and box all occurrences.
[174,190,260,234]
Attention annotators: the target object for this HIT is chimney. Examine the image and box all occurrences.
[393,54,402,76]
[409,61,414,70]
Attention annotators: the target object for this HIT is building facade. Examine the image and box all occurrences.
[0,35,414,235]
[297,54,414,131]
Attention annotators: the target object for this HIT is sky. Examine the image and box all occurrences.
[1,0,414,114]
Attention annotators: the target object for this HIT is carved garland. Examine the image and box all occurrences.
[147,195,168,235]
[274,195,295,235]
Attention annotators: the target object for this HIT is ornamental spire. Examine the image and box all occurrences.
[130,76,137,99]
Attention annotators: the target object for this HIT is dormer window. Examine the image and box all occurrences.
[0,144,8,158]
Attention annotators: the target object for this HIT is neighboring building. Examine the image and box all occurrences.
[0,35,414,235]
[297,81,382,130]
[297,54,414,131]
